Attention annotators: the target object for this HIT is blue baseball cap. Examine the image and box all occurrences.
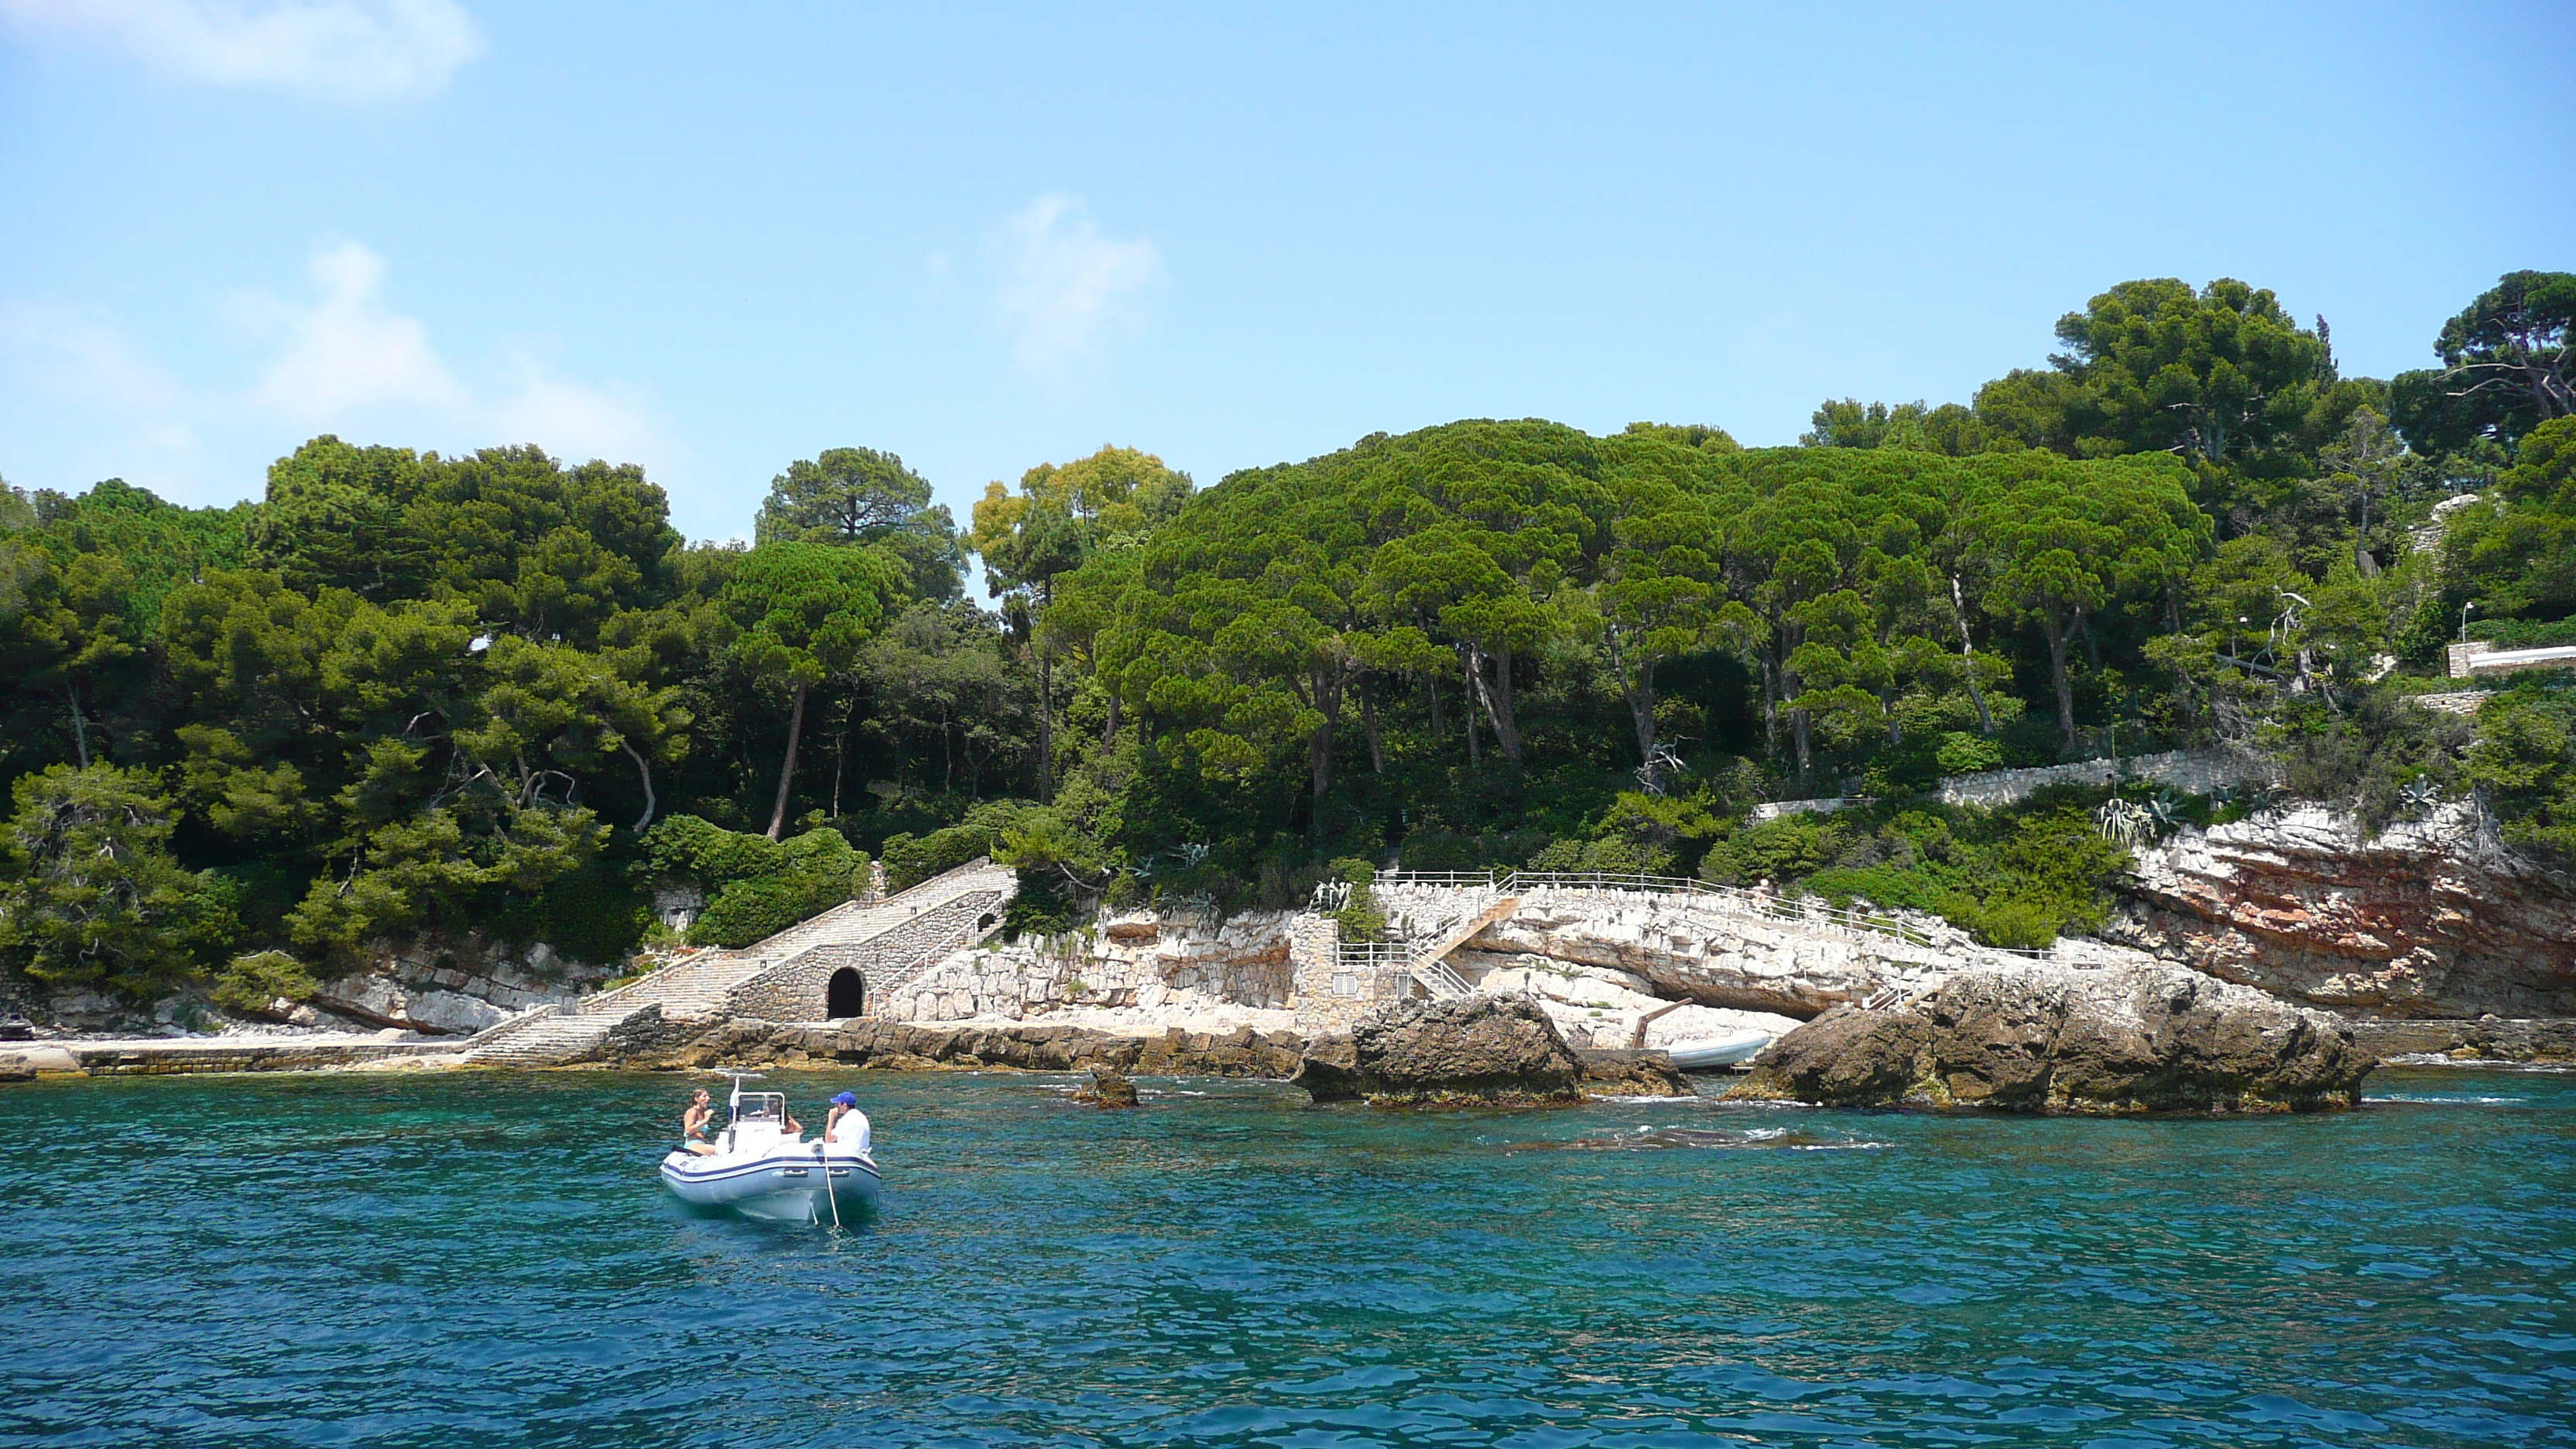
[833,1091,857,1106]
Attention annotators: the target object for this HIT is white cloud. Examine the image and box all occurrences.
[996,194,1163,375]
[0,0,480,101]
[0,240,669,502]
[487,354,666,467]
[238,239,469,422]
[228,240,668,464]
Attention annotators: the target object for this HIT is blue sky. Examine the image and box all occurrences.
[3,2,2571,544]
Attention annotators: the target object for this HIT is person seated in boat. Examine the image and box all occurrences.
[779,1105,804,1142]
[680,1088,720,1156]
[824,1091,872,1155]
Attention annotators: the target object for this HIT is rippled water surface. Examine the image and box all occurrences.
[5,1065,2572,1447]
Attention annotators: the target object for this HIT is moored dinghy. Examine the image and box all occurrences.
[1660,1028,1776,1070]
[660,1074,880,1222]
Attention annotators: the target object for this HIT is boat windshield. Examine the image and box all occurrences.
[732,1092,789,1127]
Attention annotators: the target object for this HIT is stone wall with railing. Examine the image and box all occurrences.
[1292,914,1405,1033]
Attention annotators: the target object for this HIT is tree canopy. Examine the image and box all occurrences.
[5,266,2574,1009]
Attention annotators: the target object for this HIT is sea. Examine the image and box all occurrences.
[3,1064,2569,1447]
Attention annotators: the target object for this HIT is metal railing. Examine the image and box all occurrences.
[1335,876,1514,999]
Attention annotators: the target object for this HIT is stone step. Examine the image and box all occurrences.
[464,858,1019,1064]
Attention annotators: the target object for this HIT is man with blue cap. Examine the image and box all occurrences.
[824,1090,871,1156]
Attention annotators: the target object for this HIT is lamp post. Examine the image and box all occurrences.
[2459,600,2477,644]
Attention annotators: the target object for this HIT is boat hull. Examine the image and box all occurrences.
[660,1149,882,1222]
[1661,1029,1775,1070]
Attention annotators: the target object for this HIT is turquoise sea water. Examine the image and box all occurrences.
[3,1066,2570,1448]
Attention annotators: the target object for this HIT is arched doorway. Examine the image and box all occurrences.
[826,967,865,1019]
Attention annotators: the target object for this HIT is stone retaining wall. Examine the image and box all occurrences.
[1749,750,2279,823]
[28,1038,460,1076]
[875,909,1296,1023]
[1289,915,1409,1033]
[1935,748,2276,809]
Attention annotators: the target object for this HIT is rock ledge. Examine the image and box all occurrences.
[1728,961,2372,1114]
[1293,994,1588,1105]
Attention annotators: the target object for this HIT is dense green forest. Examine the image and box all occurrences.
[3,271,2571,1009]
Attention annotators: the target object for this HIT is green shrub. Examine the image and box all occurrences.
[2265,687,2470,834]
[489,865,653,965]
[639,814,783,888]
[1804,864,1944,913]
[1325,856,1386,941]
[641,814,870,949]
[2468,686,2576,862]
[2468,617,2576,650]
[1704,797,2131,950]
[211,950,318,1016]
[1934,731,2004,777]
[1696,812,1849,887]
[879,800,1029,891]
[689,828,868,948]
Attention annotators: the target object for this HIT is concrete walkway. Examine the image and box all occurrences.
[4,1033,464,1077]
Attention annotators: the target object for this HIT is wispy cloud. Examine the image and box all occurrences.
[995,194,1163,375]
[238,239,470,421]
[486,355,666,468]
[0,0,481,101]
[1,239,668,495]
[0,302,206,470]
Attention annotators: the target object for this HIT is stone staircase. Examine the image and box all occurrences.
[459,859,1017,1067]
[1354,879,1526,1000]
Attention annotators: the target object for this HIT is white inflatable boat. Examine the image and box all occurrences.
[659,1077,880,1223]
[1660,1028,1776,1070]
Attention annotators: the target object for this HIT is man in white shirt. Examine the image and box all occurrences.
[824,1091,871,1155]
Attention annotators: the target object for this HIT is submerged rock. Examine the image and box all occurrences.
[1573,1047,1694,1098]
[1071,1070,1139,1107]
[1292,993,1586,1105]
[1728,962,2372,1113]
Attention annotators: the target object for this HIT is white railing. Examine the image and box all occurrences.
[1335,876,1512,999]
[1413,957,1473,999]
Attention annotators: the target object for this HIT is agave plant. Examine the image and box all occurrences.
[2095,798,2156,848]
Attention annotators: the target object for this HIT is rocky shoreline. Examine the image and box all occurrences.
[1728,961,2376,1113]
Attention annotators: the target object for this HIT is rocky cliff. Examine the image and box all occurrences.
[2110,803,2576,1019]
[1731,961,2372,1113]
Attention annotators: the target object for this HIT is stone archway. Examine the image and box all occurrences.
[826,967,865,1019]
